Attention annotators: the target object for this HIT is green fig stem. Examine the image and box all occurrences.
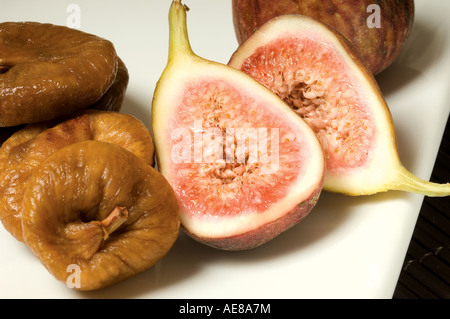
[168,0,194,62]
[391,165,450,197]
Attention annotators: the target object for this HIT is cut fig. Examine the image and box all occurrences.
[232,0,415,75]
[151,0,324,250]
[21,140,180,291]
[0,110,155,242]
[228,14,450,197]
[0,22,119,127]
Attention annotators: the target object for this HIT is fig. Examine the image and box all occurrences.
[0,110,155,242]
[151,0,324,250]
[228,14,450,197]
[0,22,120,127]
[21,140,180,291]
[232,0,415,75]
[90,57,129,112]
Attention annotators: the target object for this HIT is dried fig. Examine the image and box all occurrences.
[21,140,180,291]
[0,22,119,126]
[152,1,324,250]
[0,110,154,242]
[228,14,450,196]
[232,0,415,75]
[90,58,129,112]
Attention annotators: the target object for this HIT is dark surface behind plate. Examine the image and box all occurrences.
[393,116,450,299]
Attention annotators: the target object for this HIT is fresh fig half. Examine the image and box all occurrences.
[152,0,324,250]
[228,14,450,197]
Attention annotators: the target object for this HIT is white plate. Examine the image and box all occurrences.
[0,0,449,299]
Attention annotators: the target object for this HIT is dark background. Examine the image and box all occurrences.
[393,116,450,299]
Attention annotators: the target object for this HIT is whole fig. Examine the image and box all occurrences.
[232,0,414,74]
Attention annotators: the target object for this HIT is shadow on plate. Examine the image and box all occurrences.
[376,18,447,96]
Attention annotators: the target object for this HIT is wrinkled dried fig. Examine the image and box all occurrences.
[21,140,180,291]
[90,58,129,112]
[0,110,154,242]
[0,22,119,126]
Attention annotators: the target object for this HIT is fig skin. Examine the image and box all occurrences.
[186,188,322,251]
[232,0,414,75]
[152,0,325,250]
[0,110,154,242]
[0,22,119,127]
[21,141,180,291]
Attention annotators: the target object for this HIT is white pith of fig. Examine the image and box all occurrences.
[228,14,450,197]
[151,1,325,250]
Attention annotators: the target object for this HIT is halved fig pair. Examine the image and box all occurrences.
[152,0,448,252]
[152,0,325,250]
[0,22,128,127]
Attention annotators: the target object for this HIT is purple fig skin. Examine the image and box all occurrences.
[184,183,323,251]
[232,0,414,75]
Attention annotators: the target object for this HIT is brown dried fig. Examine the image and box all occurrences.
[90,58,129,112]
[0,22,119,126]
[21,140,180,291]
[0,110,154,242]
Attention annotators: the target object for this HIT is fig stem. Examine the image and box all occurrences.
[168,0,194,62]
[393,165,450,197]
[100,206,129,239]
